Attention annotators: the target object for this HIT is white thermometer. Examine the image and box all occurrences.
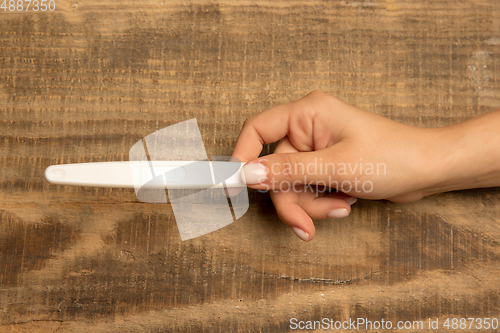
[44,161,246,189]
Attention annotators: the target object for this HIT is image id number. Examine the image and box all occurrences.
[1,0,55,11]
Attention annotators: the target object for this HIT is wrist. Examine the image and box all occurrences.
[420,126,467,195]
[421,111,500,195]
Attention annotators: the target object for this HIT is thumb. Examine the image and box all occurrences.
[241,150,339,191]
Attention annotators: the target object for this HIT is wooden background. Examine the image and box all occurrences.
[1,0,500,331]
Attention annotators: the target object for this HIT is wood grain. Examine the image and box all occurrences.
[1,0,500,331]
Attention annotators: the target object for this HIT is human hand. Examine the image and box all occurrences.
[231,91,454,242]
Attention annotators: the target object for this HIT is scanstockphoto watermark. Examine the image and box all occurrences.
[290,317,500,330]
[257,158,387,195]
[290,317,424,330]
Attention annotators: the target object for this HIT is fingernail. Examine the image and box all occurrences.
[292,227,309,242]
[327,208,349,219]
[345,197,357,205]
[241,163,268,185]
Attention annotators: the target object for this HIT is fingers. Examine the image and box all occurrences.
[268,138,315,241]
[233,92,349,190]
[269,138,315,241]
[271,188,356,242]
[240,146,348,191]
[231,101,294,163]
[232,91,359,165]
[299,191,352,220]
[268,137,357,242]
[231,90,340,163]
[271,190,316,242]
[323,190,358,205]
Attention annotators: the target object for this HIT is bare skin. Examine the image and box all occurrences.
[231,91,500,242]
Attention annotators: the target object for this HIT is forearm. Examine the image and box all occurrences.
[424,109,500,195]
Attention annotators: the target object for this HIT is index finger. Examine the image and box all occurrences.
[231,102,293,162]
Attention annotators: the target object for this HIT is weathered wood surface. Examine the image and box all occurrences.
[1,0,500,332]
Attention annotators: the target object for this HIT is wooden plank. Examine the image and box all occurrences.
[1,0,500,331]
